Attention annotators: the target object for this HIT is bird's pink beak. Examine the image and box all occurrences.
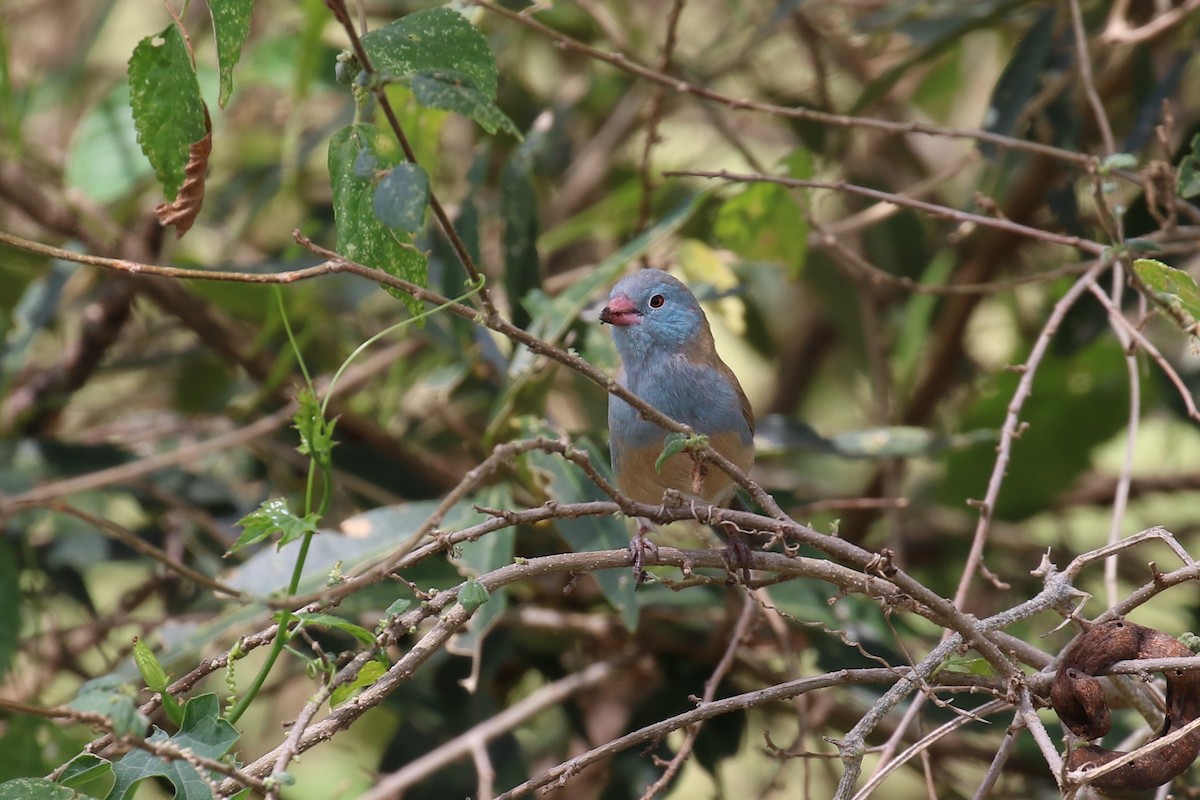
[600,293,640,326]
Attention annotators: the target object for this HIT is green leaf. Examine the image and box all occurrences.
[1134,257,1200,333]
[67,684,148,740]
[209,0,253,108]
[330,658,386,708]
[372,162,429,233]
[293,387,337,464]
[328,123,428,317]
[295,612,376,646]
[1178,133,1200,198]
[457,578,490,613]
[382,598,411,621]
[359,9,518,138]
[654,432,691,474]
[0,778,74,800]
[361,8,497,96]
[57,754,113,798]
[501,151,541,329]
[65,83,154,204]
[410,72,519,137]
[108,695,239,800]
[128,24,208,199]
[228,497,320,554]
[714,152,809,275]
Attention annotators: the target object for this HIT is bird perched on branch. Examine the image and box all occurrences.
[599,268,755,583]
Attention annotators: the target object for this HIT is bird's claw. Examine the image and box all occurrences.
[629,530,660,586]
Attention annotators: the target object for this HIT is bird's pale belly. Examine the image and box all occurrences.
[615,429,753,507]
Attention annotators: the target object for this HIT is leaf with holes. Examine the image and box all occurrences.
[329,124,428,316]
[359,9,518,138]
[128,25,208,199]
[210,0,253,108]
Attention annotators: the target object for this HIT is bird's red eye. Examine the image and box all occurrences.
[649,294,665,308]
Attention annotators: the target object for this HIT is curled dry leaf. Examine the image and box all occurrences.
[1051,620,1200,792]
[155,105,212,238]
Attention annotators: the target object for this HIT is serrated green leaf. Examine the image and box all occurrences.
[128,25,208,199]
[359,9,518,138]
[108,694,239,800]
[1134,257,1200,332]
[330,659,386,708]
[457,578,490,612]
[329,124,428,317]
[57,753,114,797]
[210,0,253,108]
[372,162,429,233]
[410,72,520,137]
[1179,133,1200,198]
[654,432,690,474]
[0,778,74,800]
[293,387,336,463]
[228,497,320,554]
[295,612,376,646]
[361,8,496,95]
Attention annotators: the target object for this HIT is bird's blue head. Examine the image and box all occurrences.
[599,269,708,359]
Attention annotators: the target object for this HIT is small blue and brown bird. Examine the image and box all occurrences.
[599,268,755,582]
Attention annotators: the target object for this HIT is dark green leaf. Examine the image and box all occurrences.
[295,612,377,646]
[328,123,428,316]
[1179,133,1200,198]
[410,72,519,137]
[108,695,238,800]
[210,0,253,108]
[1134,257,1200,333]
[501,153,541,329]
[128,25,208,198]
[978,6,1056,154]
[360,8,497,96]
[0,542,18,682]
[372,163,429,233]
[228,497,320,554]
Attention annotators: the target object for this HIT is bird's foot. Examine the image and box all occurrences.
[629,522,660,587]
[721,524,753,586]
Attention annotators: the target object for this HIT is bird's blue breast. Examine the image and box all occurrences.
[608,353,751,470]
